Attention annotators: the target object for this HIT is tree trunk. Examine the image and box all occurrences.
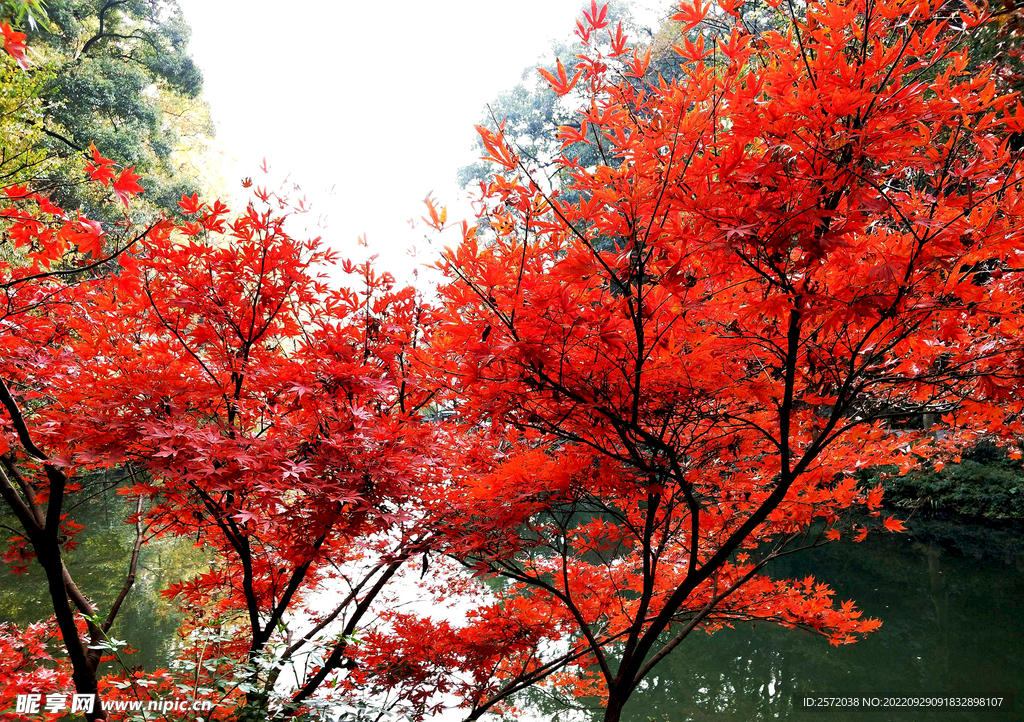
[603,690,628,722]
[36,551,105,721]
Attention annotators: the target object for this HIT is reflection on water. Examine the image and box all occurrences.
[616,516,1024,722]
[520,516,1023,722]
[0,473,210,672]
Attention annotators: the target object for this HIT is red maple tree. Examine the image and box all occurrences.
[398,0,1024,718]
[64,186,444,720]
[1,124,443,722]
[1,169,446,720]
[0,142,169,720]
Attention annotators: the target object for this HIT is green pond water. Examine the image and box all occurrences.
[528,516,1024,722]
[0,477,209,673]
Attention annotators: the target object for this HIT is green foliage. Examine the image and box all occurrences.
[0,37,48,190]
[457,0,652,194]
[0,0,47,29]
[456,78,563,191]
[867,443,1024,520]
[3,0,209,220]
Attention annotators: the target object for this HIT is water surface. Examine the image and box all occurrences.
[541,516,1024,722]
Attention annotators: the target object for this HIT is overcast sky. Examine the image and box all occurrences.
[174,0,668,284]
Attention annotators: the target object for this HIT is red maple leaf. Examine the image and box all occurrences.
[882,517,907,533]
[60,217,105,258]
[1,23,29,69]
[178,192,203,214]
[538,58,583,96]
[84,142,117,185]
[112,166,144,207]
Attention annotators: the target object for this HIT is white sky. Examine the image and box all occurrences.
[175,0,668,286]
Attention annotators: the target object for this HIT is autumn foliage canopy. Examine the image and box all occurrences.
[406,0,1024,717]
[3,0,1024,719]
[1,143,441,720]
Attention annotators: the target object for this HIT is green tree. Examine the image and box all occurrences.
[4,0,210,220]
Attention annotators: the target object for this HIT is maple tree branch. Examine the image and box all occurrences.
[0,221,160,290]
[614,295,805,689]
[141,274,227,401]
[253,530,329,654]
[619,486,661,666]
[0,371,110,715]
[0,383,67,535]
[0,454,44,526]
[465,634,623,720]
[101,494,145,634]
[0,377,50,461]
[277,558,408,720]
[236,536,263,642]
[59,561,98,618]
[631,538,795,686]
[0,469,104,716]
[277,559,391,663]
[0,461,41,535]
[493,558,614,684]
[786,0,818,90]
[178,478,267,645]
